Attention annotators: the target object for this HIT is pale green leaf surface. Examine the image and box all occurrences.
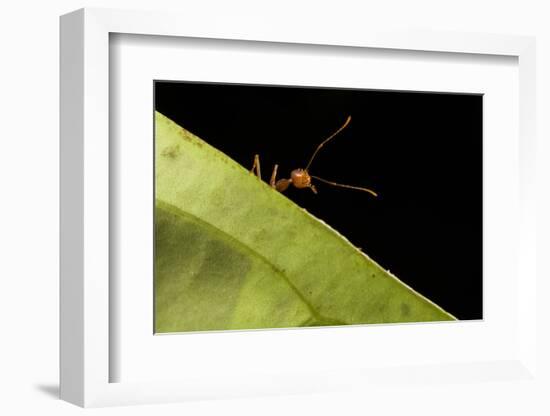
[155,111,455,333]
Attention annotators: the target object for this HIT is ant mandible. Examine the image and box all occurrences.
[250,115,377,197]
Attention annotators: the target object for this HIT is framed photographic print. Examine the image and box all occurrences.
[60,7,538,408]
[153,81,482,334]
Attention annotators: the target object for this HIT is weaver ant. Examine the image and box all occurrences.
[250,115,377,197]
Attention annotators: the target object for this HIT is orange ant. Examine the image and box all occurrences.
[250,115,378,197]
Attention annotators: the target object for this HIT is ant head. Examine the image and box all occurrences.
[290,169,312,189]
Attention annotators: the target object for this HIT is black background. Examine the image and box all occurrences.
[155,81,483,320]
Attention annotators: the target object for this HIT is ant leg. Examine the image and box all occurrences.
[269,164,278,188]
[250,154,261,180]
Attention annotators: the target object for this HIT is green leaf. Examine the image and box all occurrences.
[155,111,455,333]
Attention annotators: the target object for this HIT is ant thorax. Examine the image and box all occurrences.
[290,169,311,189]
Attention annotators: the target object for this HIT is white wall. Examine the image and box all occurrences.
[1,1,548,415]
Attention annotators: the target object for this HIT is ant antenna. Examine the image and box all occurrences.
[305,115,352,171]
[310,175,378,197]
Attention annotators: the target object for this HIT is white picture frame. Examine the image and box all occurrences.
[60,7,537,408]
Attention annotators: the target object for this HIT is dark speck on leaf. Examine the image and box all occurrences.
[176,128,204,147]
[161,144,181,159]
[401,302,411,317]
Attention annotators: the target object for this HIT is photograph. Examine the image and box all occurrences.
[153,81,483,333]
